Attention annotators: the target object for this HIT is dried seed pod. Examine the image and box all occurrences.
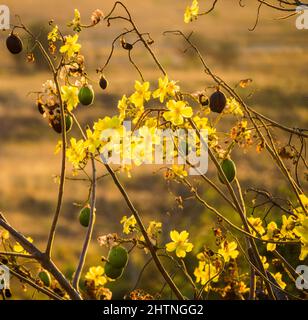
[121,38,133,50]
[209,89,227,113]
[37,101,45,115]
[5,289,12,298]
[198,93,209,107]
[99,75,108,90]
[6,33,23,54]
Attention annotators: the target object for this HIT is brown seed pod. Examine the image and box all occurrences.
[99,75,108,90]
[6,33,23,54]
[37,101,45,115]
[209,89,227,113]
[5,288,12,298]
[121,39,133,51]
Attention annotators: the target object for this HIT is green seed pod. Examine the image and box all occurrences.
[78,85,94,106]
[79,205,91,227]
[65,114,73,132]
[38,270,51,287]
[108,246,128,268]
[104,262,123,280]
[218,158,236,184]
[99,75,108,90]
[51,114,73,133]
[6,33,23,54]
[209,89,227,113]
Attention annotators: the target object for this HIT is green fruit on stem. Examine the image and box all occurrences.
[65,114,73,132]
[51,114,73,134]
[78,85,94,106]
[79,205,91,227]
[108,246,128,268]
[104,262,123,280]
[99,75,108,90]
[218,158,236,184]
[38,270,51,287]
[6,33,23,54]
[209,89,226,113]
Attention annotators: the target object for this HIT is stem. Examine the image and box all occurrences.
[0,214,81,300]
[72,157,97,290]
[189,119,276,300]
[103,164,185,300]
[45,74,67,258]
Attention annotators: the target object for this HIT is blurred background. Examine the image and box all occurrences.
[0,0,307,299]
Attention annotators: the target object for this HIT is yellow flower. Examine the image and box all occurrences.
[0,229,9,241]
[153,76,179,103]
[166,230,193,258]
[13,237,33,253]
[61,85,79,111]
[225,97,244,117]
[172,165,188,178]
[54,140,62,155]
[130,81,151,108]
[238,281,250,294]
[271,272,286,290]
[294,216,308,260]
[139,221,162,244]
[85,266,107,287]
[120,215,137,234]
[94,116,122,134]
[281,215,296,239]
[294,217,308,242]
[184,0,199,24]
[248,216,265,236]
[194,261,219,288]
[163,100,193,126]
[218,240,239,262]
[118,95,128,121]
[68,9,81,32]
[60,34,81,58]
[84,129,101,154]
[66,138,87,168]
[262,221,279,252]
[147,221,162,239]
[48,25,60,42]
[261,256,269,270]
